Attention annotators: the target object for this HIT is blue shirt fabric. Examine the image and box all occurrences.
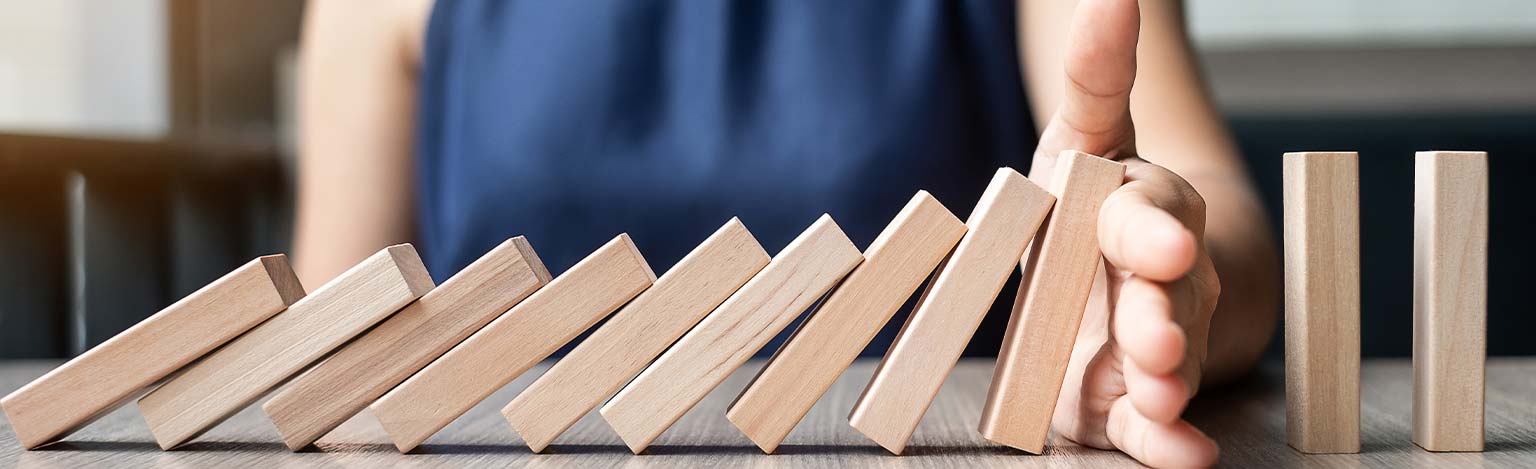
[416,0,1036,353]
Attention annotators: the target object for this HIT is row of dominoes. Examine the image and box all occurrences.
[1,151,1125,455]
[1284,151,1488,453]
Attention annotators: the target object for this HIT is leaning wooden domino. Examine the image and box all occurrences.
[263,238,550,451]
[980,151,1125,453]
[847,167,1054,455]
[136,244,432,450]
[0,256,304,449]
[1283,151,1361,454]
[370,234,654,453]
[503,219,769,453]
[1413,151,1488,452]
[725,192,966,453]
[600,214,863,454]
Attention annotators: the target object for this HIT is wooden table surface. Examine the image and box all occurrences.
[2,357,1532,467]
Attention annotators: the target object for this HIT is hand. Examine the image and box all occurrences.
[1029,0,1221,467]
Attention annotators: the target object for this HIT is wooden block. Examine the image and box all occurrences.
[1412,151,1488,452]
[725,193,966,453]
[847,167,1054,455]
[600,215,863,454]
[0,255,304,449]
[370,234,655,453]
[1283,151,1361,454]
[502,219,769,453]
[263,237,551,451]
[978,151,1125,453]
[137,244,433,450]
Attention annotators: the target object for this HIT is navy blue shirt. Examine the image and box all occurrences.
[416,0,1035,353]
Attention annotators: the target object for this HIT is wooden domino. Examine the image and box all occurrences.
[502,219,769,453]
[135,245,431,449]
[848,168,1055,455]
[263,237,551,451]
[1412,151,1488,452]
[725,193,966,453]
[370,234,654,453]
[600,214,863,454]
[0,255,304,449]
[979,151,1125,453]
[1283,151,1361,454]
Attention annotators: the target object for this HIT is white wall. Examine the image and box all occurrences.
[1189,0,1536,49]
[0,0,166,138]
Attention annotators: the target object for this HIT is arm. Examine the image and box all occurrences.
[1022,0,1278,384]
[1018,1,1280,466]
[291,0,432,286]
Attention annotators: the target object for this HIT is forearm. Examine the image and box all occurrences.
[1184,172,1280,384]
[292,0,422,287]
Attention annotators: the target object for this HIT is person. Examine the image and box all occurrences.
[293,0,1278,466]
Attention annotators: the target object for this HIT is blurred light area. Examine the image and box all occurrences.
[0,0,1532,137]
[1188,0,1536,49]
[0,0,168,139]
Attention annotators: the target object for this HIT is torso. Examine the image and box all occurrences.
[412,0,1035,305]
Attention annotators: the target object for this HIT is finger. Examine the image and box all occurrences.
[1099,187,1198,282]
[1112,275,1186,375]
[1123,354,1189,424]
[1058,0,1139,148]
[1106,398,1219,468]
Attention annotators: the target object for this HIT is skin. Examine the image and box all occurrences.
[1024,0,1278,466]
[295,1,1279,466]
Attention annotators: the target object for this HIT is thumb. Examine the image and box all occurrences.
[1038,0,1140,165]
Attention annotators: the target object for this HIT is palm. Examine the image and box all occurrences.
[1028,0,1222,467]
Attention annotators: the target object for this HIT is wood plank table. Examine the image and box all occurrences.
[2,358,1532,467]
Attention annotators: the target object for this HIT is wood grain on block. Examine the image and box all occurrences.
[370,234,655,453]
[847,168,1054,455]
[136,244,433,450]
[1412,151,1488,452]
[502,219,769,453]
[0,255,304,449]
[979,151,1125,453]
[263,238,551,451]
[725,193,966,453]
[1283,151,1362,454]
[600,215,863,454]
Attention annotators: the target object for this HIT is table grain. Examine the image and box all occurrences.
[2,358,1532,467]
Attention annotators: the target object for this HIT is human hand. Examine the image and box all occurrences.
[1028,0,1221,467]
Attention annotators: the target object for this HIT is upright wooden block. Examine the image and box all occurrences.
[370,234,655,453]
[725,193,966,453]
[1412,151,1488,452]
[263,238,551,451]
[0,255,304,449]
[1283,151,1361,454]
[848,168,1054,455]
[502,219,769,453]
[136,244,433,450]
[980,151,1125,453]
[600,215,863,454]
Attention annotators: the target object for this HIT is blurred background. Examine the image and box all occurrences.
[0,0,1531,359]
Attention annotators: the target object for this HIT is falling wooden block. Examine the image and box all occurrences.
[1412,151,1488,452]
[725,193,966,453]
[848,168,1054,455]
[1283,151,1361,454]
[502,219,769,453]
[0,255,304,449]
[370,234,655,453]
[137,244,433,450]
[600,215,863,454]
[980,151,1125,453]
[263,237,551,451]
